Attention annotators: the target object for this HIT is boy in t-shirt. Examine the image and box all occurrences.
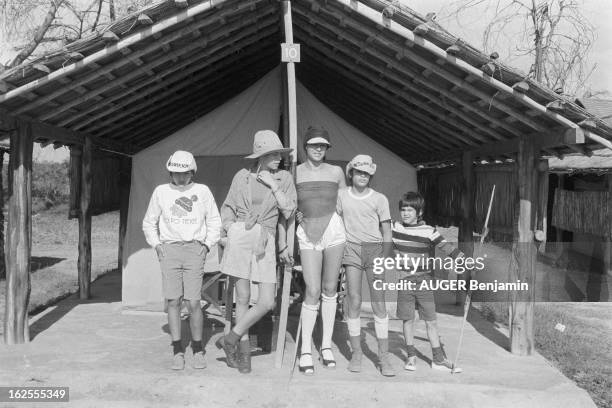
[392,192,463,373]
[337,155,395,376]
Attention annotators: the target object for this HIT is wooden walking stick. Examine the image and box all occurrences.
[452,185,495,374]
[289,307,302,381]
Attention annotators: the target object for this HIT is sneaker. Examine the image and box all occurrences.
[431,358,462,373]
[171,353,185,370]
[404,356,417,371]
[379,352,396,377]
[192,351,206,369]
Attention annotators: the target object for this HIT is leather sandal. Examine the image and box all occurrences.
[319,348,336,368]
[298,353,314,375]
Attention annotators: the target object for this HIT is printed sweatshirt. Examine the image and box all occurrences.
[142,182,221,249]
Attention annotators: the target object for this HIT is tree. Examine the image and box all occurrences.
[442,0,596,96]
[0,0,154,67]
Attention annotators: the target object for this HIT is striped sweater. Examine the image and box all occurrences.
[391,221,463,277]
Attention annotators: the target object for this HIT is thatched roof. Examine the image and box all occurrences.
[1,0,612,163]
[549,149,612,173]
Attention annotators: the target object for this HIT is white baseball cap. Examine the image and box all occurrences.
[166,150,197,173]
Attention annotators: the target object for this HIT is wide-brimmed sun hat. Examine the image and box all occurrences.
[245,130,293,159]
[346,154,377,177]
[304,126,331,147]
[166,150,197,173]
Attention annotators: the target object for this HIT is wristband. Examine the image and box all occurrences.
[278,245,288,252]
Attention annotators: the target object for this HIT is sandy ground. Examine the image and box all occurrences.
[0,270,597,408]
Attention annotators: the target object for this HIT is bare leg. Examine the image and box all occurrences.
[425,320,440,348]
[232,282,276,335]
[402,319,415,347]
[320,243,344,362]
[167,297,182,341]
[186,299,203,342]
[234,278,251,341]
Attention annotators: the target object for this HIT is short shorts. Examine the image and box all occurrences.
[396,277,437,321]
[220,222,277,284]
[342,241,383,270]
[158,241,206,300]
[297,212,346,251]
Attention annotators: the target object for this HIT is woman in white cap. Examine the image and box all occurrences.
[142,150,222,370]
[294,126,346,375]
[217,130,296,374]
[337,154,395,377]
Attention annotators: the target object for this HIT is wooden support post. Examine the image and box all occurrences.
[78,136,92,299]
[605,174,612,277]
[457,151,474,304]
[509,135,537,355]
[274,0,298,369]
[3,122,33,344]
[555,174,565,260]
[536,160,549,253]
[68,146,82,219]
[0,149,6,280]
[117,157,131,269]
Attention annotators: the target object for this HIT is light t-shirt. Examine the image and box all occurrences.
[337,187,391,244]
[142,182,222,249]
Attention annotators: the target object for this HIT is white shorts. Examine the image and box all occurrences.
[297,212,346,251]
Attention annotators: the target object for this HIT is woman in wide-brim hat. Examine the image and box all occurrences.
[294,126,347,375]
[217,130,296,374]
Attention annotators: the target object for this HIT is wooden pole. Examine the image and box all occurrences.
[555,174,565,261]
[3,122,33,344]
[0,149,6,280]
[509,135,537,355]
[605,174,612,277]
[78,136,92,299]
[68,146,82,219]
[274,0,298,369]
[117,156,131,269]
[457,151,474,305]
[536,159,549,253]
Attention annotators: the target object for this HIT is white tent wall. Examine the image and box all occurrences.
[122,66,417,309]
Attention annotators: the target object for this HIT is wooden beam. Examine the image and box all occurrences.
[60,30,274,129]
[4,121,33,344]
[80,28,277,133]
[0,109,132,154]
[330,0,590,133]
[100,54,276,140]
[0,149,5,281]
[1,0,234,105]
[605,174,612,277]
[296,39,483,147]
[293,13,508,144]
[78,136,92,299]
[37,12,277,122]
[510,134,536,355]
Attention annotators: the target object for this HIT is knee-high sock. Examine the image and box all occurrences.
[374,314,389,340]
[320,293,337,350]
[300,302,319,355]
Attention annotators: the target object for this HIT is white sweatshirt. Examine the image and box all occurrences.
[142,182,221,249]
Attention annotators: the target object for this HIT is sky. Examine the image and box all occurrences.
[2,0,611,161]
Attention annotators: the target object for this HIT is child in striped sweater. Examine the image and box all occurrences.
[392,192,463,373]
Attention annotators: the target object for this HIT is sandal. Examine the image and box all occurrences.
[319,348,336,368]
[298,353,314,375]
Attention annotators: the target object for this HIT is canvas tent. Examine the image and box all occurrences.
[123,67,417,307]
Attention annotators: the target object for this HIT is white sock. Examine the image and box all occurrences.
[300,302,319,355]
[346,317,361,337]
[320,293,337,350]
[374,314,389,339]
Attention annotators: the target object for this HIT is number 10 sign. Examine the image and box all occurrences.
[281,43,301,63]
